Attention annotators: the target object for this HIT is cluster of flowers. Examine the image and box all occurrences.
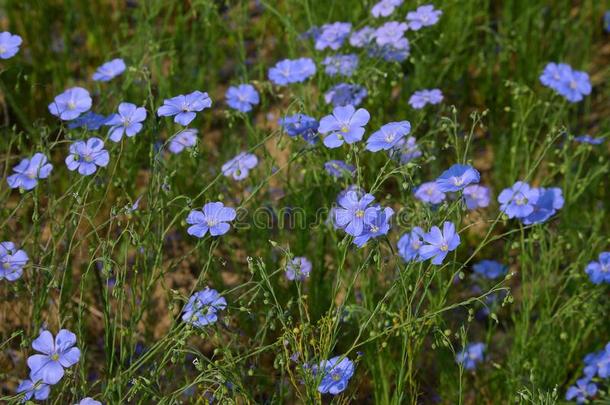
[565,342,610,403]
[540,62,592,103]
[498,181,564,225]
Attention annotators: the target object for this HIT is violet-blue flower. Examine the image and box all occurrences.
[0,31,23,59]
[366,121,411,152]
[76,397,103,405]
[268,58,316,86]
[319,105,370,148]
[186,202,237,237]
[436,164,480,192]
[374,21,408,47]
[419,221,460,265]
[390,136,421,164]
[574,135,605,145]
[324,160,355,178]
[473,260,507,280]
[315,22,351,50]
[540,62,591,103]
[225,84,260,112]
[92,58,126,81]
[324,83,368,107]
[0,241,28,282]
[406,4,443,30]
[414,181,446,205]
[27,329,81,385]
[334,190,375,236]
[105,102,147,142]
[16,379,50,402]
[68,112,109,131]
[566,378,597,404]
[322,54,359,77]
[353,207,394,247]
[455,342,485,370]
[285,256,312,281]
[408,88,443,109]
[371,0,403,18]
[349,27,376,48]
[585,252,610,285]
[157,91,212,126]
[315,356,355,395]
[498,181,540,219]
[397,227,426,262]
[48,87,92,121]
[65,137,110,176]
[221,152,258,181]
[278,113,319,144]
[168,129,198,154]
[522,187,564,225]
[463,185,491,209]
[182,287,227,327]
[7,153,53,191]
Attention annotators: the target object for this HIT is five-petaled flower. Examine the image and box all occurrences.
[334,191,375,236]
[92,58,126,82]
[397,227,426,262]
[435,164,480,192]
[455,342,485,370]
[16,379,51,402]
[0,31,23,59]
[221,152,258,181]
[585,252,610,285]
[285,256,312,281]
[105,102,147,142]
[366,121,411,152]
[168,129,198,154]
[7,153,53,191]
[48,87,92,121]
[419,221,460,265]
[27,329,81,385]
[319,105,370,148]
[315,356,355,395]
[0,241,29,282]
[182,287,227,327]
[225,84,260,112]
[65,137,110,176]
[186,202,237,237]
[497,181,539,219]
[157,91,212,126]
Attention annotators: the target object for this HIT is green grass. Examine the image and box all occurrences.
[1,0,609,403]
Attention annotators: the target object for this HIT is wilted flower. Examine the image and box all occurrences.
[182,287,227,327]
[408,89,443,109]
[157,91,212,125]
[221,152,258,181]
[419,221,460,265]
[167,129,197,154]
[105,102,147,142]
[48,87,92,121]
[319,105,370,148]
[65,138,110,176]
[225,84,260,112]
[0,241,29,282]
[268,58,316,85]
[406,4,443,30]
[7,153,53,190]
[366,121,411,152]
[285,256,312,281]
[186,202,237,237]
[455,342,485,370]
[92,58,126,81]
[0,31,23,59]
[27,329,81,385]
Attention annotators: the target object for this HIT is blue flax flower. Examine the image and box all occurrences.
[585,252,610,285]
[168,129,198,154]
[0,241,29,282]
[226,84,260,112]
[76,398,103,405]
[315,22,351,50]
[463,185,491,209]
[574,135,605,145]
[390,136,421,164]
[353,207,394,247]
[334,191,375,236]
[92,58,126,81]
[473,260,507,280]
[279,113,319,144]
[186,202,236,237]
[521,187,563,225]
[324,83,368,107]
[349,27,376,48]
[409,89,443,109]
[366,121,411,152]
[105,102,147,142]
[16,379,50,402]
[315,356,355,395]
[372,0,403,18]
[182,287,227,327]
[157,91,212,125]
[324,160,355,178]
[374,21,408,47]
[539,62,591,103]
[566,378,597,404]
[48,87,92,121]
[397,227,425,262]
[455,343,485,370]
[605,11,610,32]
[436,164,480,192]
[221,152,258,180]
[0,31,23,59]
[414,182,446,205]
[319,105,370,148]
[406,4,443,30]
[65,137,109,176]
[285,256,312,281]
[497,181,539,219]
[268,58,316,86]
[583,343,610,378]
[322,54,359,77]
[68,112,109,130]
[7,153,53,191]
[419,221,460,265]
[27,329,81,385]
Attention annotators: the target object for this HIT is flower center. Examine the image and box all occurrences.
[440,243,449,251]
[83,155,93,163]
[425,188,433,195]
[51,353,60,361]
[452,177,464,186]
[181,102,190,112]
[515,197,527,206]
[340,126,349,133]
[331,372,342,381]
[206,219,218,227]
[67,101,76,110]
[569,81,577,90]
[370,225,379,233]
[411,240,421,250]
[0,46,5,54]
[2,262,10,269]
[355,209,364,218]
[385,134,395,143]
